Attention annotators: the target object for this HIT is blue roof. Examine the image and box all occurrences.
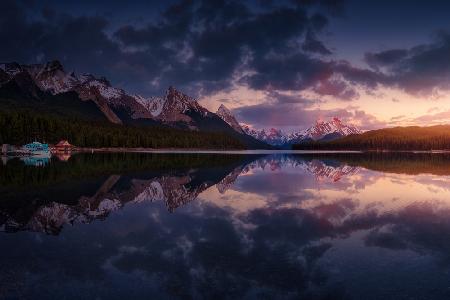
[23,142,50,150]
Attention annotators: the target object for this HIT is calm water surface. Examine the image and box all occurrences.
[1,152,450,299]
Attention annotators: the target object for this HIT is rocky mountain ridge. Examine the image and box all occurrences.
[211,103,362,146]
[0,60,269,148]
[0,61,212,126]
[242,117,362,146]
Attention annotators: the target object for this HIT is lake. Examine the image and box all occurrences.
[1,152,450,299]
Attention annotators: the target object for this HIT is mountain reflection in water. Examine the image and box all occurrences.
[1,152,450,299]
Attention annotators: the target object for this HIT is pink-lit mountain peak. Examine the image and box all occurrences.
[242,117,361,146]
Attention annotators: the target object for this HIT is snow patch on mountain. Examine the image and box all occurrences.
[242,125,288,146]
[134,181,165,203]
[86,80,123,99]
[20,61,79,94]
[133,95,166,117]
[155,86,209,123]
[91,198,122,216]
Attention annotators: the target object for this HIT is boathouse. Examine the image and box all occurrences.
[54,140,74,152]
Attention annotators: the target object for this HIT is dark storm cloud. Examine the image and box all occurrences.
[313,78,358,100]
[235,103,320,127]
[9,0,450,104]
[0,0,344,97]
[302,30,333,55]
[364,49,409,69]
[291,0,346,16]
[266,90,317,104]
[114,1,320,94]
[364,31,450,95]
[0,0,45,62]
[334,61,387,89]
[241,53,334,91]
[0,1,127,82]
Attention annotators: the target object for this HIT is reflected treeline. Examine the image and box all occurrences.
[294,152,450,176]
[0,153,258,234]
[0,153,254,188]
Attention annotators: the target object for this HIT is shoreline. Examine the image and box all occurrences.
[70,148,450,154]
[74,147,364,154]
[5,147,450,156]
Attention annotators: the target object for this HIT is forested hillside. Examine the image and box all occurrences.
[0,109,245,149]
[293,125,450,151]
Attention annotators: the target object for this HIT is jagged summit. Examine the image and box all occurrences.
[42,60,64,72]
[216,104,244,134]
[217,104,231,115]
[304,117,361,140]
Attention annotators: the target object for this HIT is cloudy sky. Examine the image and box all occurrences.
[4,0,450,131]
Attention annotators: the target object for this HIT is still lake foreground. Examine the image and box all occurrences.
[1,152,450,299]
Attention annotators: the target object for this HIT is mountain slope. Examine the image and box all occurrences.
[216,104,244,134]
[0,75,109,122]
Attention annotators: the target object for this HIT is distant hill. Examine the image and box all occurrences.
[293,125,450,151]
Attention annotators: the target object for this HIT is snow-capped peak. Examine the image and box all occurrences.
[242,126,288,145]
[301,117,361,140]
[156,86,208,122]
[20,60,80,94]
[85,79,123,99]
[165,86,201,112]
[217,104,231,116]
[79,73,96,84]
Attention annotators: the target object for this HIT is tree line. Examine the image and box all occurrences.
[293,125,450,151]
[0,109,245,149]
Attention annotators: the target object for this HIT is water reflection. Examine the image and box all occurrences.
[1,153,450,299]
[20,155,51,167]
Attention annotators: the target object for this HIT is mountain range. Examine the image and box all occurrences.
[0,60,243,131]
[0,60,361,148]
[0,60,269,148]
[218,104,361,146]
